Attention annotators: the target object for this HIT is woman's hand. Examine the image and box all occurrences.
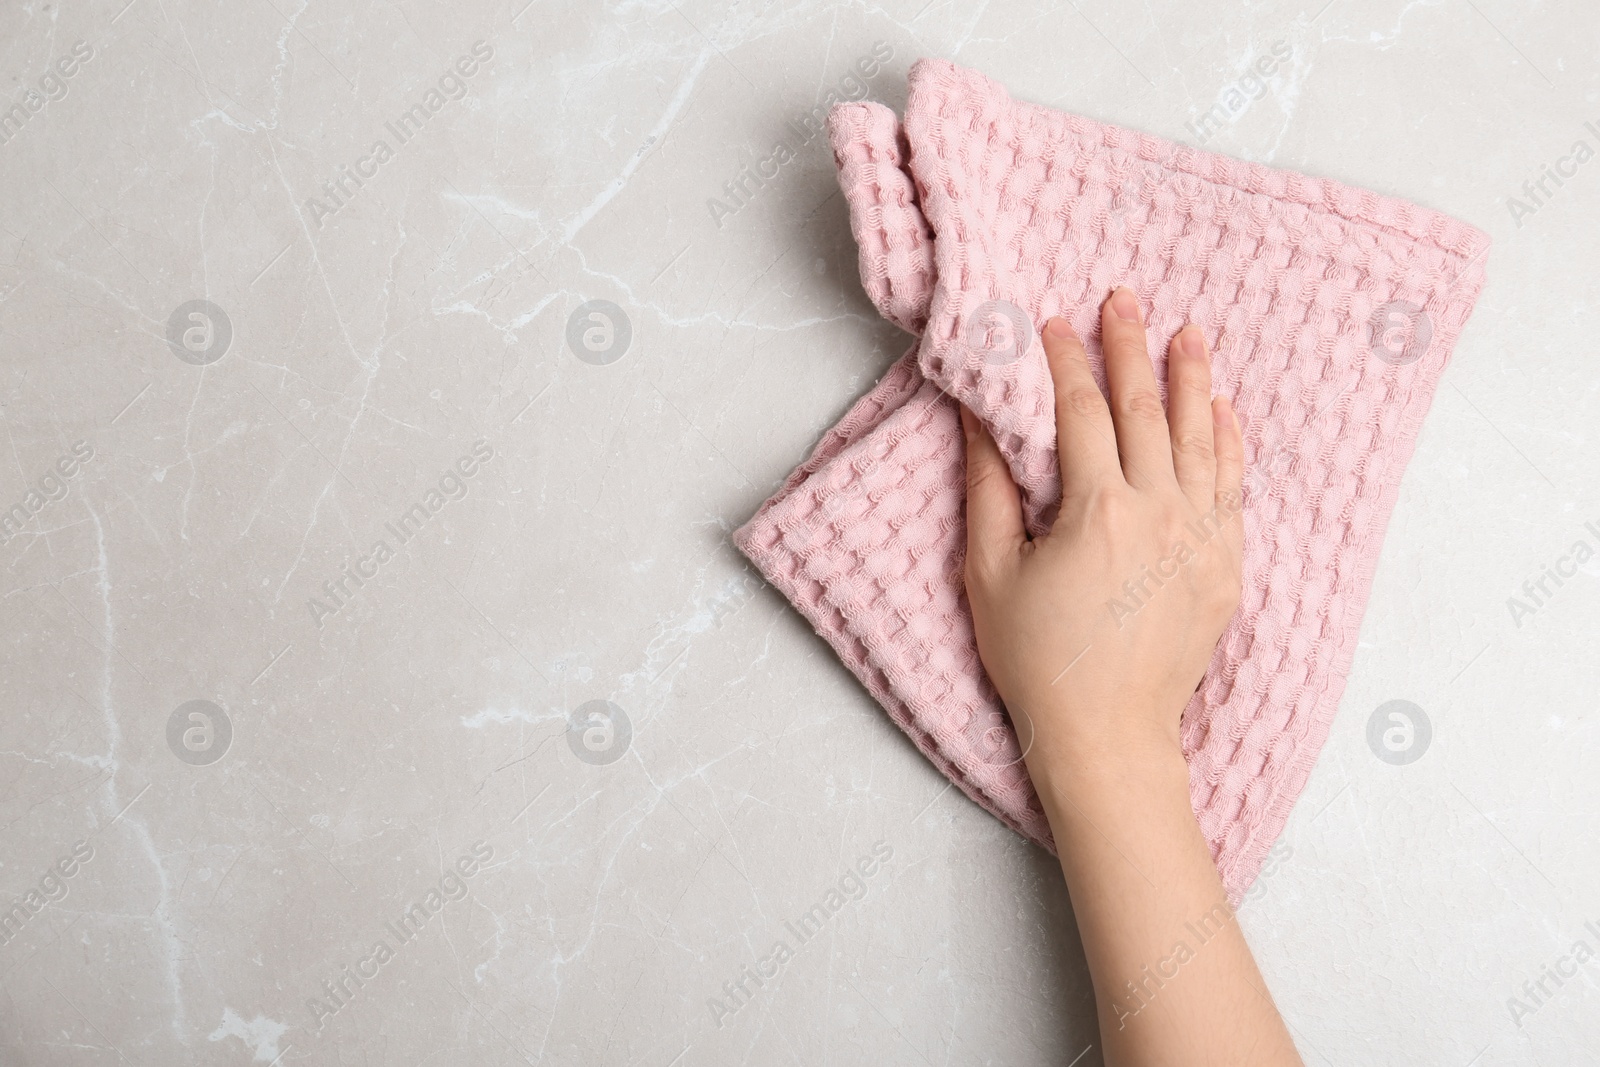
[961,286,1245,771]
[961,287,1301,1067]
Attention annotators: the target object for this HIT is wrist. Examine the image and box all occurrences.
[1020,711,1189,805]
[1026,735,1197,867]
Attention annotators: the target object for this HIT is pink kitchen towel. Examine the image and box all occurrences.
[734,58,1489,900]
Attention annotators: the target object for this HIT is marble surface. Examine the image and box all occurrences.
[1,1,1597,1064]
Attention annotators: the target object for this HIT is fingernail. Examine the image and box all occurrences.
[959,404,977,441]
[1109,287,1141,322]
[1045,316,1072,339]
[1179,325,1207,360]
[1213,397,1230,427]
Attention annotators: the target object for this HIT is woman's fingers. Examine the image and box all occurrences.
[1101,287,1176,489]
[1041,316,1121,500]
[961,404,1026,581]
[1211,396,1246,562]
[1166,325,1217,511]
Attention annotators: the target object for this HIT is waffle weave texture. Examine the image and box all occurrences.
[734,58,1489,901]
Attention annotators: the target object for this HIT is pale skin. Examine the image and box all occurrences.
[960,287,1303,1067]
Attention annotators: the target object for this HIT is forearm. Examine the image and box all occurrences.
[1026,724,1301,1067]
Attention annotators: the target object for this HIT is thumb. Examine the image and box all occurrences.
[962,403,1026,581]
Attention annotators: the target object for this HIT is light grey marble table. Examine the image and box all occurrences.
[1,2,1595,1064]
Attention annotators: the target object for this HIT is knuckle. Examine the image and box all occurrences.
[1106,335,1151,368]
[1085,488,1133,529]
[963,546,1006,592]
[1157,514,1192,548]
[1117,390,1167,422]
[1179,378,1214,408]
[1060,387,1107,420]
[966,460,1007,496]
[1172,431,1214,460]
